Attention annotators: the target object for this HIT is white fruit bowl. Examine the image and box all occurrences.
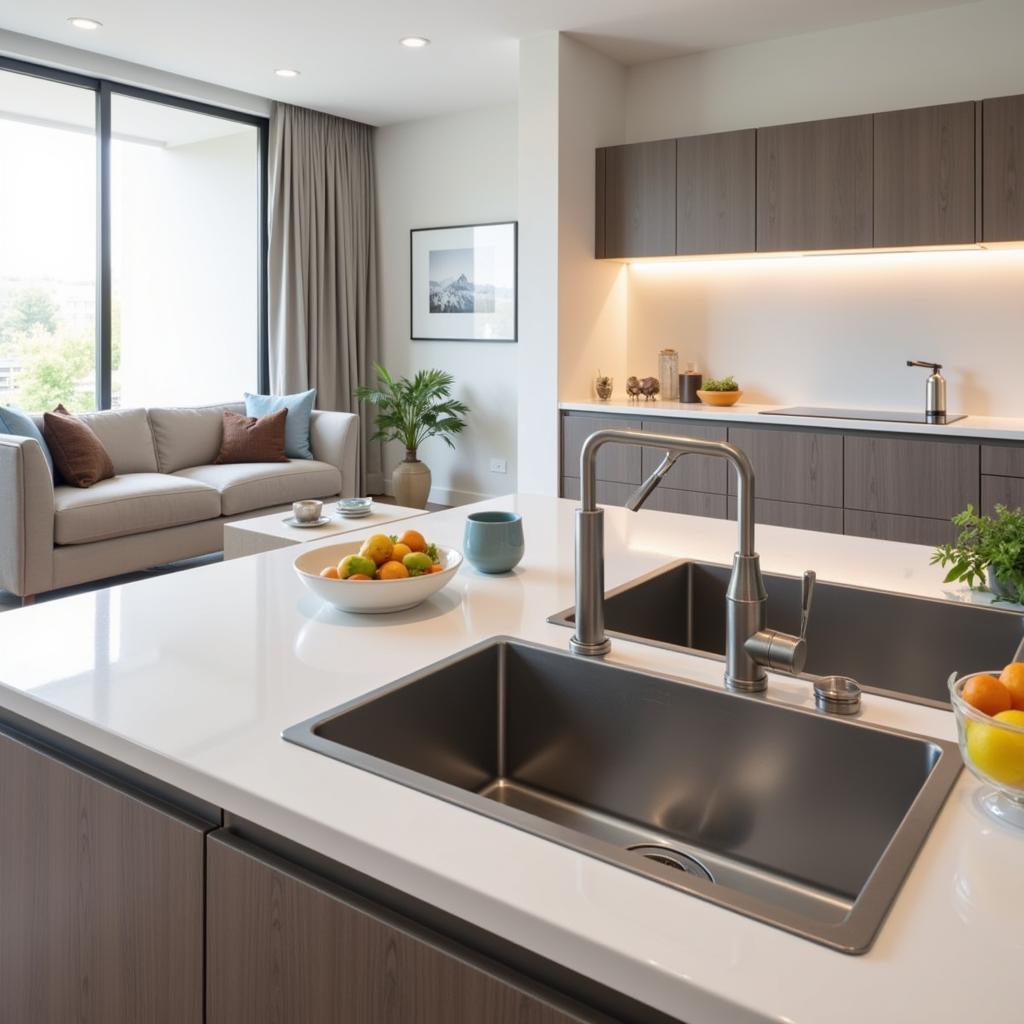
[293,541,462,614]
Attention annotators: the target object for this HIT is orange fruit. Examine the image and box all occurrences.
[347,573,373,581]
[391,542,412,561]
[399,529,427,553]
[963,673,1013,717]
[429,563,444,573]
[377,560,410,580]
[319,565,340,579]
[1000,663,1024,711]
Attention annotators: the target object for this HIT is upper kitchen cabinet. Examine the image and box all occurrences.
[756,115,873,251]
[600,139,677,258]
[873,102,976,247]
[676,129,756,255]
[982,94,1024,242]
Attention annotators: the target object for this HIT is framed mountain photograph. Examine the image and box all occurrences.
[410,222,517,342]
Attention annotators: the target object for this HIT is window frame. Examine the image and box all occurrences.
[0,55,270,406]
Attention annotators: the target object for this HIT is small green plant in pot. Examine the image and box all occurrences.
[356,364,469,509]
[931,504,1024,605]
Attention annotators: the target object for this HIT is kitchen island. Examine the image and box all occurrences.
[0,494,1020,1023]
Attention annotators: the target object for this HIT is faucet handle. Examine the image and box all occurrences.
[799,570,816,641]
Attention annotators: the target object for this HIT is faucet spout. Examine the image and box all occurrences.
[571,428,812,693]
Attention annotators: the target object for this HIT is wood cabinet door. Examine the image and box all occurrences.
[640,419,728,494]
[676,129,756,254]
[844,435,979,519]
[561,477,635,508]
[206,833,607,1024]
[844,509,957,546]
[982,475,1024,516]
[561,414,642,484]
[981,443,1024,478]
[726,426,844,506]
[0,728,206,1024]
[601,141,677,258]
[757,115,873,251]
[983,94,1024,242]
[874,102,976,247]
[727,496,843,535]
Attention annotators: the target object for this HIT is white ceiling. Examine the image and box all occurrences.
[0,0,977,125]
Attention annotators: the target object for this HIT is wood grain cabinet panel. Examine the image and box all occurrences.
[640,419,729,494]
[844,509,957,546]
[0,729,206,1024]
[983,94,1024,242]
[647,487,727,519]
[981,443,1024,478]
[757,115,873,251]
[982,474,1024,515]
[561,414,642,484]
[726,427,843,506]
[844,435,979,519]
[873,102,976,247]
[561,477,635,508]
[206,833,607,1024]
[676,129,756,254]
[727,497,843,535]
[601,141,677,258]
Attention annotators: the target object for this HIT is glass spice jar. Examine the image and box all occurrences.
[658,349,679,400]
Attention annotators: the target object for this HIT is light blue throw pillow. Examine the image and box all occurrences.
[0,405,55,479]
[244,389,316,460]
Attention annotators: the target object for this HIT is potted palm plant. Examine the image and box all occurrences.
[356,364,470,508]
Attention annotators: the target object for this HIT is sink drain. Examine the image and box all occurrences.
[628,844,714,883]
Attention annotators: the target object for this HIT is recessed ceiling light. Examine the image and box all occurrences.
[400,36,430,49]
[68,16,102,30]
[274,68,300,78]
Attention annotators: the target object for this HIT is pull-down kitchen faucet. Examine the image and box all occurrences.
[571,429,815,692]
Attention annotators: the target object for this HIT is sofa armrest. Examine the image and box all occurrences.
[309,410,360,499]
[0,434,55,597]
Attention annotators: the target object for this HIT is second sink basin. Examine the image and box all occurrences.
[550,560,1024,707]
[284,637,960,953]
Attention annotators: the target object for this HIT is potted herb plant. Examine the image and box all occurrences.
[931,504,1024,605]
[356,364,469,509]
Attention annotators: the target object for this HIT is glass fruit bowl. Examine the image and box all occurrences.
[949,670,1024,828]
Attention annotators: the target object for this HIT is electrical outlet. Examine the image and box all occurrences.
[489,458,508,474]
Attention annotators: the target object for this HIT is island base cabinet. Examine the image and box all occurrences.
[0,728,206,1024]
[206,832,611,1024]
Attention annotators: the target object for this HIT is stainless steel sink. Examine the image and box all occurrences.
[284,637,960,953]
[550,560,1024,708]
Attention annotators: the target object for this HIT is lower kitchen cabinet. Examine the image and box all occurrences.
[561,414,642,484]
[0,728,207,1024]
[727,496,843,534]
[206,832,610,1024]
[844,509,956,546]
[640,419,728,494]
[560,476,635,507]
[982,474,1024,515]
[726,426,843,507]
[647,486,727,519]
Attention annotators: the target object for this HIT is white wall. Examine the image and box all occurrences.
[376,103,518,505]
[616,0,1024,417]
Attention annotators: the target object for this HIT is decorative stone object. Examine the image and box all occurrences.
[625,376,643,400]
[639,377,661,401]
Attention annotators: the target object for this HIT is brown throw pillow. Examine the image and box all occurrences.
[42,404,115,488]
[214,408,289,464]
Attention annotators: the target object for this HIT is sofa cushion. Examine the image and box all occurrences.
[75,407,159,474]
[245,389,316,459]
[43,405,116,488]
[174,460,341,516]
[214,408,289,464]
[54,473,221,545]
[0,405,55,479]
[148,402,244,474]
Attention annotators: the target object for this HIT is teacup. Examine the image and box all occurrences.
[463,511,524,574]
[293,499,324,523]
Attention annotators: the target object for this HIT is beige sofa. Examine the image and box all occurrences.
[0,402,358,599]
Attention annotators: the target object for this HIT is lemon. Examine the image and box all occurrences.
[338,554,377,579]
[359,534,394,566]
[966,710,1024,787]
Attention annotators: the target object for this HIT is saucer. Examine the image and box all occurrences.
[283,515,332,529]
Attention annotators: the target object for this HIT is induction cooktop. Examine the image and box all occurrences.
[766,407,967,425]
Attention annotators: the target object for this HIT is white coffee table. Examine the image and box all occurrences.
[223,501,426,559]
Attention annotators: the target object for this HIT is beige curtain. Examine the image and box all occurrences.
[268,102,382,493]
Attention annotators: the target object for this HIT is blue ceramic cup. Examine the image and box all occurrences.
[463,511,524,574]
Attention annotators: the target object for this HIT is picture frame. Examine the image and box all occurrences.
[410,221,517,342]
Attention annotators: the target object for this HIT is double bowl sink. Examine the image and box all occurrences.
[285,562,1023,954]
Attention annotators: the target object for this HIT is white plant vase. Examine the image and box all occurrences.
[393,453,431,509]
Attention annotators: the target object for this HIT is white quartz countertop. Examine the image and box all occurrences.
[1,495,1022,1023]
[560,398,1024,441]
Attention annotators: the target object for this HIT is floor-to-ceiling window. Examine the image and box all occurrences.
[0,58,267,411]
[0,68,97,412]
